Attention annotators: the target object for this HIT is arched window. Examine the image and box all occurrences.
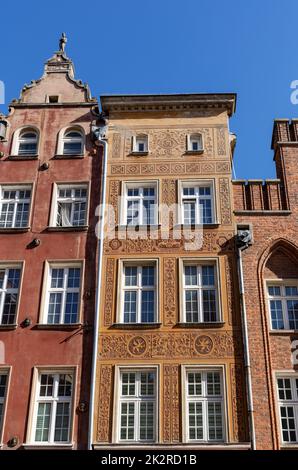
[17,129,38,156]
[62,129,84,155]
[188,133,203,152]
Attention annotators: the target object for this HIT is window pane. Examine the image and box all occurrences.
[121,373,136,396]
[125,267,137,286]
[126,200,139,225]
[188,373,202,396]
[199,198,212,224]
[58,374,73,397]
[47,293,62,324]
[142,266,154,286]
[123,291,137,323]
[67,268,80,288]
[183,201,196,225]
[7,269,20,289]
[140,372,155,396]
[0,203,14,228]
[120,402,135,440]
[285,286,298,296]
[0,375,7,398]
[143,199,155,225]
[185,290,199,323]
[270,300,284,330]
[188,402,203,440]
[35,403,51,442]
[140,402,154,440]
[54,402,70,442]
[202,266,215,286]
[202,289,217,322]
[268,286,281,296]
[64,292,79,323]
[183,187,195,196]
[51,269,64,288]
[185,266,197,286]
[208,402,223,440]
[207,372,221,396]
[39,374,54,397]
[141,290,155,322]
[73,202,86,226]
[278,378,292,400]
[2,293,17,324]
[280,406,297,443]
[63,141,82,155]
[287,300,298,329]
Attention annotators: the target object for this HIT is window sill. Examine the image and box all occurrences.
[269,329,298,335]
[280,444,298,449]
[117,224,160,231]
[0,323,18,330]
[34,323,83,331]
[176,322,225,329]
[46,225,89,232]
[7,155,39,160]
[22,443,74,450]
[110,323,162,330]
[129,151,149,156]
[185,150,204,155]
[0,226,30,233]
[53,154,85,159]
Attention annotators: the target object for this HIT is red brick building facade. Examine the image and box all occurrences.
[0,43,101,449]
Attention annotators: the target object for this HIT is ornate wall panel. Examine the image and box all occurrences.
[163,258,177,326]
[103,258,116,327]
[110,161,231,176]
[163,364,180,443]
[217,127,226,155]
[219,177,232,225]
[112,133,122,158]
[96,365,113,442]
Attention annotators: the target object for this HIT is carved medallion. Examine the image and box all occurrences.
[128,336,147,355]
[195,335,214,354]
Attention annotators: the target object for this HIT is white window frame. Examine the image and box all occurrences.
[118,260,159,324]
[41,262,83,325]
[179,180,216,225]
[187,133,204,153]
[11,127,39,156]
[276,374,298,444]
[0,184,32,229]
[132,134,149,154]
[56,127,85,156]
[179,258,221,323]
[0,263,23,325]
[29,369,75,445]
[266,280,298,331]
[121,181,158,226]
[0,368,10,444]
[182,366,227,443]
[49,183,89,228]
[114,366,159,444]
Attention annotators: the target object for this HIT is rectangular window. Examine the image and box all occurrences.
[181,182,214,225]
[121,262,157,323]
[267,283,298,330]
[32,372,73,444]
[44,265,81,324]
[182,262,219,323]
[0,371,8,436]
[0,266,21,325]
[186,369,224,442]
[55,185,88,227]
[124,183,157,226]
[277,376,298,444]
[118,369,156,442]
[0,186,31,228]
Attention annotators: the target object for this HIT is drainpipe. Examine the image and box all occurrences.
[88,122,108,450]
[236,229,256,450]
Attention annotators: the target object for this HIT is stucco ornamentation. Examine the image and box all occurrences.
[163,364,180,443]
[96,365,113,442]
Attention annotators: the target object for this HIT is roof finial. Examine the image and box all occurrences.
[59,33,67,53]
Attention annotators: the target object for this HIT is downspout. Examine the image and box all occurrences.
[88,123,108,450]
[236,231,256,450]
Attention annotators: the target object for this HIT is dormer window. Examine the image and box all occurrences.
[133,134,148,154]
[48,95,59,103]
[62,129,84,155]
[187,133,203,153]
[17,129,38,156]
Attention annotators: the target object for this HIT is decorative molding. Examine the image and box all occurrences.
[163,364,180,443]
[112,133,122,159]
[217,128,226,155]
[99,331,242,359]
[225,256,235,326]
[109,160,230,176]
[219,177,232,225]
[163,258,177,326]
[96,365,113,442]
[104,259,116,327]
[109,180,120,224]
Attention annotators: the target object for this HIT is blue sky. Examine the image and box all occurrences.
[1,0,298,179]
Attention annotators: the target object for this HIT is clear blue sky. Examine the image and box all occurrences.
[1,0,298,179]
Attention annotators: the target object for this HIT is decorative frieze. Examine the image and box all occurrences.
[217,127,226,155]
[112,133,121,158]
[96,365,113,442]
[163,258,177,326]
[103,259,116,327]
[110,160,230,176]
[219,177,232,225]
[163,364,180,443]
